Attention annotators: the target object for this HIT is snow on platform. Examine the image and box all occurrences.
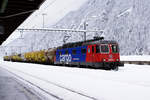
[0,60,150,100]
[0,66,42,100]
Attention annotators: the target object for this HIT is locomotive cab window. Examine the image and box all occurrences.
[112,45,118,53]
[101,45,109,53]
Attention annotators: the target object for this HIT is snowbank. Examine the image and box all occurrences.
[121,55,150,61]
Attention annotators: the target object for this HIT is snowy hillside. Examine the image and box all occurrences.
[1,0,150,56]
[54,0,150,55]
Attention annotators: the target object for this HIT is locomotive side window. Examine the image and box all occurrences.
[58,51,61,55]
[88,48,90,53]
[72,49,76,55]
[112,45,118,53]
[81,48,86,54]
[92,46,94,53]
[96,45,100,53]
[65,50,68,54]
[101,45,109,53]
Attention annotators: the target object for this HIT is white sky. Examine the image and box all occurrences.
[3,0,88,45]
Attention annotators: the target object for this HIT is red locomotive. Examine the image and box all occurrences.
[55,37,124,70]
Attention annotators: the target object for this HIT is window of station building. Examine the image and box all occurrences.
[96,45,100,53]
[81,48,86,54]
[112,45,118,53]
[101,45,109,53]
[72,49,76,55]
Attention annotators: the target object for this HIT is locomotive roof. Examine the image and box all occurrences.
[58,38,118,49]
[84,40,118,45]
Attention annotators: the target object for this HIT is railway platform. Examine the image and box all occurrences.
[0,67,42,100]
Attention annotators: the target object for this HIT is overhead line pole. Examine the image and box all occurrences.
[42,13,47,28]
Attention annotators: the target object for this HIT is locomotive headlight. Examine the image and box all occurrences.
[116,59,119,61]
[103,59,106,61]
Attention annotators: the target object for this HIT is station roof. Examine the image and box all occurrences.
[0,0,45,44]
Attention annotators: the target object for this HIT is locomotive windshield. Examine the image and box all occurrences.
[96,44,109,53]
[101,45,109,53]
[111,44,119,53]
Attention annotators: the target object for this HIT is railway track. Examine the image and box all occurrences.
[122,61,150,65]
[2,65,99,100]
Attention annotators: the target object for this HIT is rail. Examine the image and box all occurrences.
[122,61,150,65]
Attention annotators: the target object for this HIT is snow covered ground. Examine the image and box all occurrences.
[121,55,150,61]
[0,60,150,100]
[0,68,43,100]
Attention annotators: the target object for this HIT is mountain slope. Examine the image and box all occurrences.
[54,0,150,55]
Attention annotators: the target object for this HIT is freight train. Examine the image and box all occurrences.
[3,37,124,70]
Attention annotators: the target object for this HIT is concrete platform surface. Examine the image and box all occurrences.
[0,67,41,100]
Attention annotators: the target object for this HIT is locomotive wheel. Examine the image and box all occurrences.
[112,66,118,71]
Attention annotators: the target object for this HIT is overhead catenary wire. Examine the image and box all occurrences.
[17,28,104,33]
